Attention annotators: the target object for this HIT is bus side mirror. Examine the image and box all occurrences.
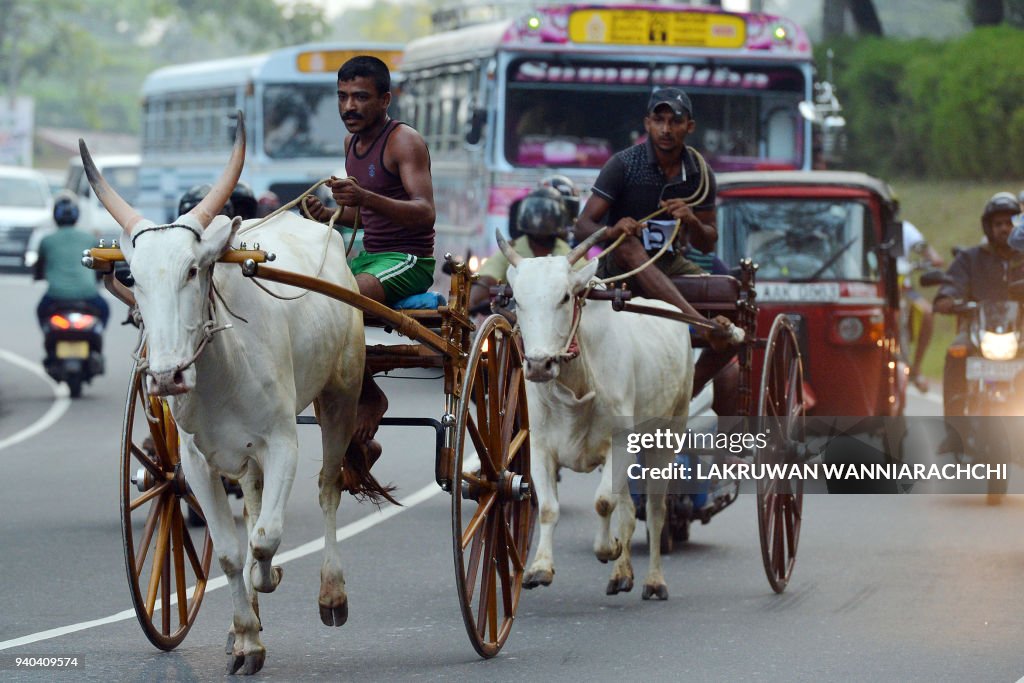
[465,108,486,147]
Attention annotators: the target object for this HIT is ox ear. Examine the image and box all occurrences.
[197,216,242,268]
[570,258,599,294]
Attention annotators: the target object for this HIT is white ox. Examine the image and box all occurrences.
[82,120,368,675]
[500,233,693,599]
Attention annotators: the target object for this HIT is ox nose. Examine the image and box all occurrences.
[525,356,558,382]
[147,369,190,396]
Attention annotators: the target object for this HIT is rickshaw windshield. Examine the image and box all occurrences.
[718,199,879,281]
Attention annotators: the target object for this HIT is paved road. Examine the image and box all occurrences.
[1,274,1022,682]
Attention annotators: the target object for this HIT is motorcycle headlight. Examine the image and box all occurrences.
[980,331,1018,361]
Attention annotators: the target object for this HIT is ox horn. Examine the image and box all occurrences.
[189,111,246,228]
[566,226,608,265]
[79,139,144,232]
[496,229,523,267]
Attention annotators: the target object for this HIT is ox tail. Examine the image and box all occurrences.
[341,440,401,507]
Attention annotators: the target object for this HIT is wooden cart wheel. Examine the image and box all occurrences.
[755,315,806,594]
[452,314,533,658]
[121,360,213,650]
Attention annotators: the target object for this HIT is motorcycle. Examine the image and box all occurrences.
[922,270,1024,503]
[41,301,105,398]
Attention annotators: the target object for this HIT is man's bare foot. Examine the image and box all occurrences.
[354,375,388,445]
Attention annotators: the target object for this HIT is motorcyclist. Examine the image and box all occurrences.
[934,192,1024,448]
[34,191,109,329]
[469,185,574,312]
[230,181,258,220]
[178,183,234,218]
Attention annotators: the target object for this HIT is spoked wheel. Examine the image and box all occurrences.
[452,314,533,658]
[121,360,213,650]
[755,315,806,594]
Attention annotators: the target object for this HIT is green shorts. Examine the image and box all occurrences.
[349,251,436,305]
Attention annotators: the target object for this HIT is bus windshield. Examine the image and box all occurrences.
[505,59,805,170]
[263,84,346,159]
[719,199,878,281]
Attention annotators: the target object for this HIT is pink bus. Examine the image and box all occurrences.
[398,4,823,266]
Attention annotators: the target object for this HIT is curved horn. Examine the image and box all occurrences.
[189,111,246,228]
[79,139,143,232]
[495,229,523,267]
[567,226,608,265]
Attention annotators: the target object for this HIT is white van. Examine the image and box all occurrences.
[64,154,140,243]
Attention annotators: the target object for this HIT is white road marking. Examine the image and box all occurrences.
[0,348,71,451]
[0,481,444,651]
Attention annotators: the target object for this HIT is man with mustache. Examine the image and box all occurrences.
[304,55,436,477]
[575,87,739,416]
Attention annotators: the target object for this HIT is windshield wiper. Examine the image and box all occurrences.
[790,236,859,283]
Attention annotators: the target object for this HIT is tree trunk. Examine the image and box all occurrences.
[971,0,1005,25]
[848,0,884,35]
[823,0,846,38]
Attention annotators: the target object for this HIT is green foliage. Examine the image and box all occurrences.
[0,0,328,134]
[825,26,1024,180]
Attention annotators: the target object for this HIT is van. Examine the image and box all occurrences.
[0,165,53,270]
[64,153,140,243]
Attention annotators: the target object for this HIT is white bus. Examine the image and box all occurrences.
[138,42,402,223]
[398,4,822,264]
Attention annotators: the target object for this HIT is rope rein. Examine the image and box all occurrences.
[241,177,361,301]
[549,148,715,363]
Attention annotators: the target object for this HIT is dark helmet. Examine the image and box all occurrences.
[539,174,580,219]
[517,186,568,238]
[53,191,79,227]
[982,191,1020,224]
[230,181,258,220]
[178,184,232,219]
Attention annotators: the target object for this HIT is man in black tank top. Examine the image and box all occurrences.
[304,56,437,488]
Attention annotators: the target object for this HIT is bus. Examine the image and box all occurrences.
[138,42,402,223]
[398,4,824,264]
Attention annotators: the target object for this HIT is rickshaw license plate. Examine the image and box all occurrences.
[758,282,840,302]
[966,358,1024,382]
[56,341,90,359]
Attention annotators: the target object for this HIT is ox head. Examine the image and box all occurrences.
[80,114,247,396]
[499,228,605,382]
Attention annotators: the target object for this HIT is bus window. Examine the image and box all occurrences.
[263,84,345,159]
[504,59,805,170]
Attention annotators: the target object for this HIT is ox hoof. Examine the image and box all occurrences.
[642,584,669,601]
[523,568,554,589]
[319,598,349,627]
[595,540,622,565]
[605,576,634,595]
[227,650,265,676]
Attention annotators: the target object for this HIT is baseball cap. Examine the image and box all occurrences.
[647,87,693,118]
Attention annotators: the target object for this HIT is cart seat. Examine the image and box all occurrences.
[364,291,447,329]
[671,274,740,311]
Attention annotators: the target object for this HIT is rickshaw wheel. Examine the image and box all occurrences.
[452,314,534,658]
[121,359,213,650]
[755,315,806,594]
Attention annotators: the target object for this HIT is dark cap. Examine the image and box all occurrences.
[647,87,692,118]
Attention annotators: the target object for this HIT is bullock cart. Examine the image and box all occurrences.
[83,245,533,659]
[546,259,808,594]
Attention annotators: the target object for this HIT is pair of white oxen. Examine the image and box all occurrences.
[81,124,696,675]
